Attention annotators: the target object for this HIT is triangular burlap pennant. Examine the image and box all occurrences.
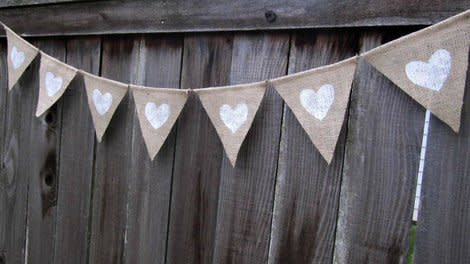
[131,85,188,160]
[271,56,358,163]
[36,52,77,116]
[195,81,267,166]
[81,71,129,142]
[364,9,470,132]
[3,24,39,90]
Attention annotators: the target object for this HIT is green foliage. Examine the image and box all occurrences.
[408,223,417,264]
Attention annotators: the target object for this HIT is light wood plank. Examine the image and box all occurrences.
[268,30,358,264]
[211,32,289,264]
[333,30,424,264]
[0,0,469,36]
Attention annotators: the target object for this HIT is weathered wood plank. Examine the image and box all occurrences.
[53,37,100,264]
[88,37,135,264]
[0,0,469,36]
[25,39,66,264]
[211,32,289,264]
[268,30,359,264]
[0,36,38,264]
[124,35,182,264]
[413,55,470,264]
[333,30,424,264]
[166,33,233,264]
[0,39,9,264]
[0,0,100,8]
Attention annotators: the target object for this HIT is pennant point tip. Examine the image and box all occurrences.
[451,123,460,134]
[228,156,237,167]
[35,109,44,117]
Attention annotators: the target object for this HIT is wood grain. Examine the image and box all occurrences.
[124,35,182,264]
[53,37,100,264]
[87,37,135,264]
[0,0,469,36]
[0,40,9,264]
[268,30,359,264]
[0,0,97,7]
[211,32,289,264]
[25,39,67,264]
[166,33,233,264]
[413,54,470,264]
[333,30,424,264]
[0,36,39,264]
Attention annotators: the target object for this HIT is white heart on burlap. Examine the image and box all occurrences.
[36,52,77,117]
[300,84,335,120]
[82,71,128,142]
[45,72,63,97]
[131,85,188,159]
[270,56,358,163]
[219,103,248,133]
[92,89,113,116]
[145,102,170,130]
[10,46,25,69]
[195,81,267,166]
[363,9,470,132]
[405,49,451,91]
[4,24,40,90]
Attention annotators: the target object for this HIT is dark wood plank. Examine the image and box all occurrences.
[333,30,424,264]
[268,30,359,264]
[124,35,183,264]
[25,39,66,264]
[1,0,469,36]
[0,36,39,264]
[0,39,10,264]
[211,32,289,264]
[53,37,100,264]
[413,53,470,264]
[88,37,135,264]
[166,33,233,264]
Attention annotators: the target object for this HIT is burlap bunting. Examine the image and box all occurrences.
[36,52,77,116]
[271,56,358,163]
[195,81,267,166]
[364,9,470,132]
[0,9,469,160]
[3,24,39,90]
[82,71,129,142]
[131,85,188,160]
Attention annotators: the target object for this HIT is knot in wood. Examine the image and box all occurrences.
[265,10,277,23]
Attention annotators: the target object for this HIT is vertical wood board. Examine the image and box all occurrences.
[268,30,359,264]
[166,33,233,264]
[413,54,470,264]
[211,32,289,264]
[26,39,66,264]
[124,35,182,264]
[333,30,424,264]
[88,37,135,264]
[0,40,10,264]
[53,37,100,264]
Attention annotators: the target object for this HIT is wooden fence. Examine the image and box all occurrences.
[0,1,469,264]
